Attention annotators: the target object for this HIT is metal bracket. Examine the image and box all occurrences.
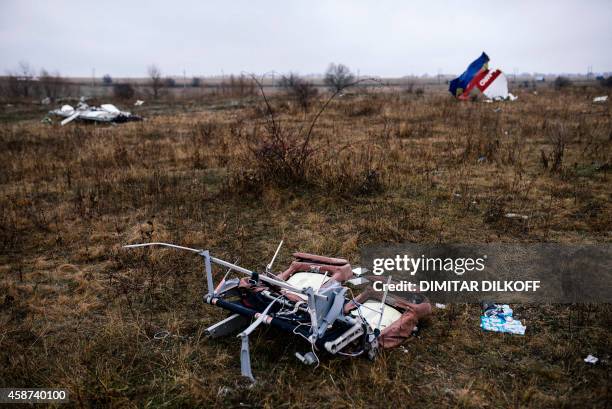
[205,314,249,338]
[240,333,254,381]
[200,250,215,297]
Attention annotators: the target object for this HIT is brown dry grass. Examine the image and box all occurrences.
[0,86,610,408]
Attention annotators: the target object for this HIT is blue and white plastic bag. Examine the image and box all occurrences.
[480,304,526,335]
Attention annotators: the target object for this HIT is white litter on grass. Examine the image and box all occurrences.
[347,277,369,286]
[593,96,608,103]
[134,100,145,106]
[435,303,446,309]
[505,213,529,220]
[584,354,598,364]
[351,267,368,276]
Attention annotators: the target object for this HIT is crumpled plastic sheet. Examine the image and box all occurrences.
[480,304,526,335]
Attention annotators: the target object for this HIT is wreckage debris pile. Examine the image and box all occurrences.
[48,101,142,125]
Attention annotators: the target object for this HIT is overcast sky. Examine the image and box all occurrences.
[1,0,611,78]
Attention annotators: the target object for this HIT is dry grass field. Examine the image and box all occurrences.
[1,85,611,408]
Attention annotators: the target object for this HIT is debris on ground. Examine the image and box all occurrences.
[584,354,598,364]
[504,213,529,220]
[124,242,431,381]
[480,303,526,335]
[49,101,142,125]
[435,303,446,309]
[134,100,145,106]
[593,96,608,103]
[449,52,516,101]
[41,97,51,105]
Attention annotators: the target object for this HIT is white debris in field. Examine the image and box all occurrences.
[435,303,446,309]
[584,354,598,364]
[347,277,369,286]
[134,100,144,106]
[351,267,368,276]
[41,97,51,105]
[505,213,528,220]
[593,96,608,103]
[508,93,518,101]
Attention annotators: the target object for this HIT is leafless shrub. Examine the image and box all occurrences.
[278,72,318,111]
[148,64,163,98]
[3,61,35,98]
[219,74,256,97]
[553,76,572,90]
[38,69,66,100]
[234,76,370,190]
[324,63,355,92]
[541,123,567,173]
[113,83,135,99]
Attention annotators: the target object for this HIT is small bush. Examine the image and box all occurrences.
[113,83,135,99]
[102,74,113,85]
[554,76,572,89]
[599,76,612,88]
[279,73,319,111]
[164,77,176,88]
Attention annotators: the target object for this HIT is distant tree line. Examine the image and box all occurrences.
[1,61,70,100]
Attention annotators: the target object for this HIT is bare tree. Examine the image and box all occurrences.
[324,63,354,92]
[17,60,35,97]
[39,69,65,100]
[148,65,162,98]
[279,72,318,111]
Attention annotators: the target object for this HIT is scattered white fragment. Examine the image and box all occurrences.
[593,96,608,103]
[435,303,446,309]
[508,93,518,101]
[351,267,368,276]
[134,100,145,106]
[505,213,528,220]
[584,354,598,364]
[347,277,369,286]
[41,97,51,105]
[61,111,80,126]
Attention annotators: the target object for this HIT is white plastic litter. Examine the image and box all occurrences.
[593,96,608,103]
[347,277,369,286]
[351,267,368,276]
[435,303,446,309]
[505,213,528,220]
[134,100,145,106]
[584,354,598,364]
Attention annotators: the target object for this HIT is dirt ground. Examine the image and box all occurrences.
[1,85,610,408]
